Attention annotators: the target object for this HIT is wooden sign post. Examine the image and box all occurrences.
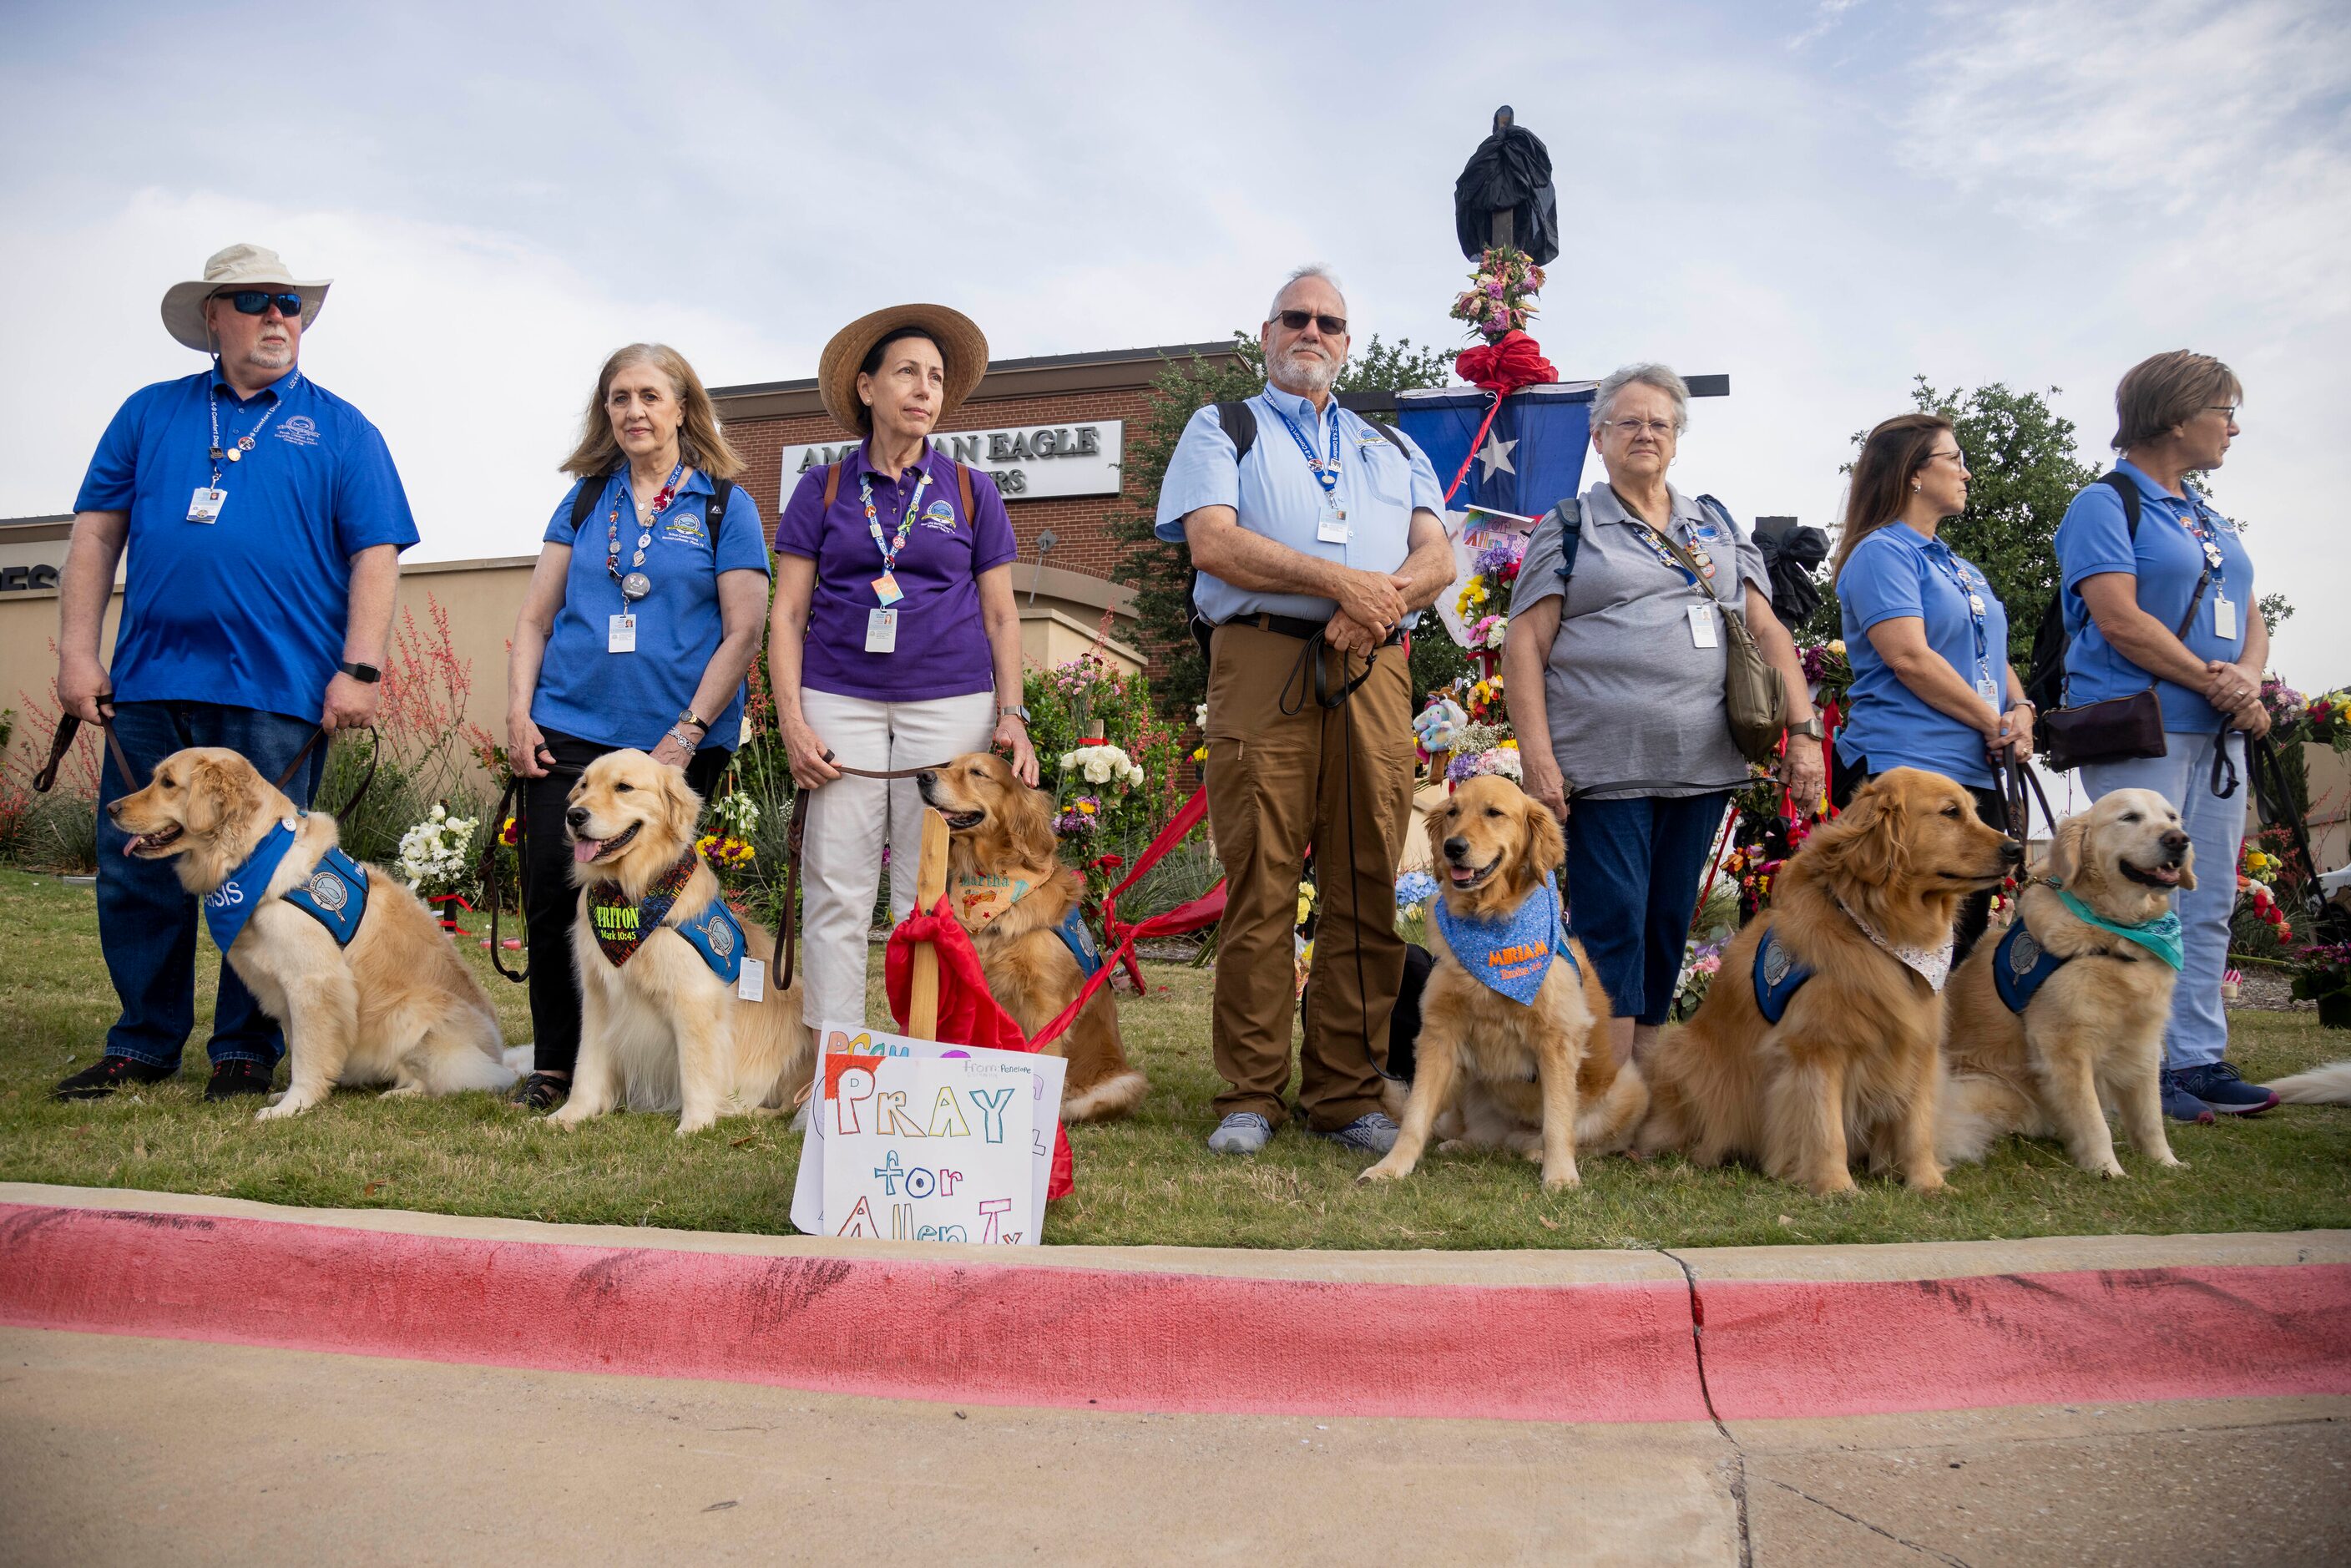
[906,807,951,1041]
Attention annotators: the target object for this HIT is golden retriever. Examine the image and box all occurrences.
[1361,776,1646,1189]
[552,750,811,1136]
[1940,788,2190,1176]
[1638,767,2020,1195]
[109,746,513,1118]
[917,752,1146,1121]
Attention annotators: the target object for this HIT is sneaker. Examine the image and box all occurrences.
[1206,1111,1274,1156]
[2171,1061,2279,1116]
[204,1060,276,1102]
[1307,1111,1400,1156]
[52,1055,173,1101]
[511,1071,570,1111]
[2159,1070,2217,1124]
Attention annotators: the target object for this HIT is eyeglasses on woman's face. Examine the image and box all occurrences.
[1605,417,1676,438]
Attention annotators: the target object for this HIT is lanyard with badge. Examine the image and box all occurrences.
[1924,544,2000,710]
[2178,495,2238,640]
[857,463,932,654]
[1271,402,1351,544]
[186,373,290,524]
[1617,492,1722,650]
[604,461,685,654]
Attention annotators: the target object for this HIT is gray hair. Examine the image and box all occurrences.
[1592,362,1691,432]
[1267,265,1347,323]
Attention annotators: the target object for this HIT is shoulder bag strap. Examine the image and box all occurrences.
[956,460,974,520]
[822,459,842,511]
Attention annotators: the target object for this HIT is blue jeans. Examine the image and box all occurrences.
[95,701,327,1071]
[2081,731,2246,1071]
[1565,792,1732,1026]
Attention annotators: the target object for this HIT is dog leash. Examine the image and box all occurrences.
[35,703,377,816]
[779,753,954,992]
[1990,756,2057,848]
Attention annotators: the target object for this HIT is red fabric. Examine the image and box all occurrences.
[884,901,1074,1200]
[1454,331,1559,397]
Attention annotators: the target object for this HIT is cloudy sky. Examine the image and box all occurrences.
[7,0,2347,685]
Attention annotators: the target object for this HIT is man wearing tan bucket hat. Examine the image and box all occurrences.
[51,243,418,1105]
[769,304,1034,1040]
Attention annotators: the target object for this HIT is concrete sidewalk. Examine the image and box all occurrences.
[3,1327,2343,1565]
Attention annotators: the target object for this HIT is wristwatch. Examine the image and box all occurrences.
[999,704,1033,725]
[1791,716,1826,741]
[675,710,708,732]
[339,660,382,684]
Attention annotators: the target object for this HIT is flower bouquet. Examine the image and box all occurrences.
[396,802,479,933]
[1449,245,1545,342]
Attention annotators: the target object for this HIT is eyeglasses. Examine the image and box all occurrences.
[1275,309,1347,336]
[212,291,304,318]
[1605,418,1677,438]
[2207,405,2238,419]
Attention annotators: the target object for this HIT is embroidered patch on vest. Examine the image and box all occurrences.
[1752,927,1815,1024]
[1993,919,2068,1014]
[1054,904,1105,980]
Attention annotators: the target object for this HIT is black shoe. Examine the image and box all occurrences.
[205,1060,276,1101]
[511,1071,570,1111]
[53,1055,174,1101]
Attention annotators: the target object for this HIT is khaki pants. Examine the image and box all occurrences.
[1202,622,1415,1130]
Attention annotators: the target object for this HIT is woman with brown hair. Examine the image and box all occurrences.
[1829,412,2029,963]
[2055,351,2273,1120]
[503,343,772,1110]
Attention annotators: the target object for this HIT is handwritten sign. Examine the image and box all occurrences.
[791,1023,1065,1245]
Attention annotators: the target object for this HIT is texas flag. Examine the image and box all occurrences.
[1396,381,1597,521]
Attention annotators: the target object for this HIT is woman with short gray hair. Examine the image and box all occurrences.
[1502,363,1823,1065]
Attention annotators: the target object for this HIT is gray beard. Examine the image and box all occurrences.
[1272,346,1337,395]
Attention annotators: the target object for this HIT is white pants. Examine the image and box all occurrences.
[798,686,997,1032]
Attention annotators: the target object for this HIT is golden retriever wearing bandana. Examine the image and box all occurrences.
[1362,776,1646,1189]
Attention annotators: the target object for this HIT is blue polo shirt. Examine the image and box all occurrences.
[2055,460,2255,733]
[1834,523,2010,789]
[73,364,418,722]
[531,468,771,750]
[1154,385,1443,625]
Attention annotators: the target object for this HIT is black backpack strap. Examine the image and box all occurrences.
[2025,470,2148,721]
[2100,468,2141,538]
[569,469,619,534]
[1550,497,1585,584]
[1215,399,1257,462]
[1364,418,1407,456]
[706,477,733,549]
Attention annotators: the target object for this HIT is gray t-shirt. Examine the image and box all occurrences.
[1509,483,1772,801]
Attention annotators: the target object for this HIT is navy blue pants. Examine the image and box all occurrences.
[94,701,327,1071]
[1565,792,1731,1027]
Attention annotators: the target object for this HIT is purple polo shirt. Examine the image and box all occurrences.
[775,438,1019,702]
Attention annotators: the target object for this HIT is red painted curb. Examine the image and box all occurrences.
[1696,1265,2351,1419]
[0,1205,1704,1424]
[3,1203,2345,1422]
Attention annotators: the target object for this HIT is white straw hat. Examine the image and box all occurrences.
[159,243,331,353]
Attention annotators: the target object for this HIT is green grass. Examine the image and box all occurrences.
[3,865,2348,1249]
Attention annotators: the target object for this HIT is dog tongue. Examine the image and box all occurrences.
[1449,865,1478,884]
[572,838,603,864]
[121,836,144,858]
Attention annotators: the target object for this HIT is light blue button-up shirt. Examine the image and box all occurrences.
[1154,383,1443,625]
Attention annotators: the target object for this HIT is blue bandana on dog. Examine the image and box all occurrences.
[1433,872,1578,1006]
[201,817,371,953]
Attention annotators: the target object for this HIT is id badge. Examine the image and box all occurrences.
[1317,513,1350,544]
[187,487,226,524]
[865,607,899,654]
[607,613,637,654]
[1687,604,1719,649]
[738,955,766,1003]
[1978,677,2003,711]
[2213,593,2237,640]
[871,572,903,607]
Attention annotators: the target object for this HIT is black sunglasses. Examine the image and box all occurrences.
[1275,309,1347,336]
[213,290,305,318]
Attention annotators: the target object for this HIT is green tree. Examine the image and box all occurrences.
[1107,331,1454,716]
[1802,377,2100,675]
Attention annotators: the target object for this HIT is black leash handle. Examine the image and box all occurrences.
[36,701,373,818]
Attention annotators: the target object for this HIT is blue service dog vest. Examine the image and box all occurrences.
[1433,872,1580,1007]
[1991,920,2068,1014]
[675,898,747,985]
[1752,925,1815,1024]
[204,819,369,952]
[1054,904,1105,980]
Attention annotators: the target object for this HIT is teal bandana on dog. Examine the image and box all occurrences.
[2055,886,2185,971]
[1433,872,1579,1006]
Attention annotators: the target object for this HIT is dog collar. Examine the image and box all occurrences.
[2053,887,2184,971]
[1833,892,1952,993]
[586,848,699,968]
[1433,871,1578,1008]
